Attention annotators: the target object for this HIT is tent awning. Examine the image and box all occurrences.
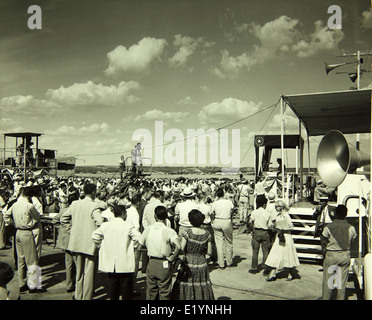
[282,89,371,136]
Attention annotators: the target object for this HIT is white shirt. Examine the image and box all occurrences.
[175,199,199,227]
[266,202,277,221]
[138,222,179,258]
[211,198,233,219]
[250,207,271,230]
[32,196,43,216]
[142,198,162,229]
[92,218,141,273]
[198,203,212,224]
[126,205,140,231]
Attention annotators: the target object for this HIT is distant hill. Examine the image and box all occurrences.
[75,165,316,177]
[75,165,255,175]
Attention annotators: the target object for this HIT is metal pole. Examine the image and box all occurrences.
[358,179,363,275]
[23,137,26,182]
[299,121,303,201]
[356,50,361,151]
[280,97,285,200]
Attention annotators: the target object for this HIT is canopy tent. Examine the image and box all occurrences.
[278,88,371,200]
[282,89,371,136]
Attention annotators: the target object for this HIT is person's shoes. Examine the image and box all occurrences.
[263,269,270,276]
[19,285,29,293]
[248,268,258,274]
[218,265,226,270]
[66,288,75,293]
[227,263,237,268]
[266,276,277,282]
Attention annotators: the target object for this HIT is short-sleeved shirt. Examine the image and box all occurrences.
[139,222,179,258]
[175,200,199,227]
[250,207,271,230]
[212,198,233,219]
[322,219,356,251]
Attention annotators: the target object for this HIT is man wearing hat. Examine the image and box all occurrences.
[174,187,199,238]
[321,204,356,300]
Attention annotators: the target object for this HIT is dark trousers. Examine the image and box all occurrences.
[108,272,134,300]
[146,258,173,300]
[251,229,270,269]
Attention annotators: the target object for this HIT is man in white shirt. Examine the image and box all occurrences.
[248,195,272,274]
[142,190,164,229]
[174,187,199,238]
[237,179,251,225]
[4,187,43,293]
[92,205,141,300]
[138,206,180,300]
[211,188,234,269]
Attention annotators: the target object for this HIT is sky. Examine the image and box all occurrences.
[0,0,371,169]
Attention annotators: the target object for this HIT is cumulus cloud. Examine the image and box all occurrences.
[0,95,63,116]
[198,98,262,125]
[361,8,372,28]
[291,20,344,58]
[46,81,141,107]
[169,34,214,70]
[105,37,168,75]
[41,124,129,160]
[268,110,299,132]
[133,109,190,123]
[45,122,110,137]
[213,16,344,78]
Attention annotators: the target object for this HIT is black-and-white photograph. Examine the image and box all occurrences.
[0,0,371,306]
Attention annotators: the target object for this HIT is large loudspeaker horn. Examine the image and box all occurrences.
[316,130,370,188]
[325,61,355,75]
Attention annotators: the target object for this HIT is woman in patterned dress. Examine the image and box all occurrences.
[171,209,214,300]
[265,200,300,281]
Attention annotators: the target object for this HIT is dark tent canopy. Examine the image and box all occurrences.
[282,89,371,136]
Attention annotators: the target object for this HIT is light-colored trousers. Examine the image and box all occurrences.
[31,223,43,260]
[72,252,97,300]
[16,229,38,288]
[322,250,351,300]
[212,219,233,268]
[238,201,249,221]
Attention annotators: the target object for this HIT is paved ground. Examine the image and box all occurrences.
[0,221,363,301]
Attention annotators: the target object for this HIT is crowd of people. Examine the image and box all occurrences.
[0,171,357,300]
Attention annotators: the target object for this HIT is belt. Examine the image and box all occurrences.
[202,222,211,225]
[326,249,349,252]
[149,256,166,260]
[254,228,268,231]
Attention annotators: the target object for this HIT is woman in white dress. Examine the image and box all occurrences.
[265,200,300,281]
